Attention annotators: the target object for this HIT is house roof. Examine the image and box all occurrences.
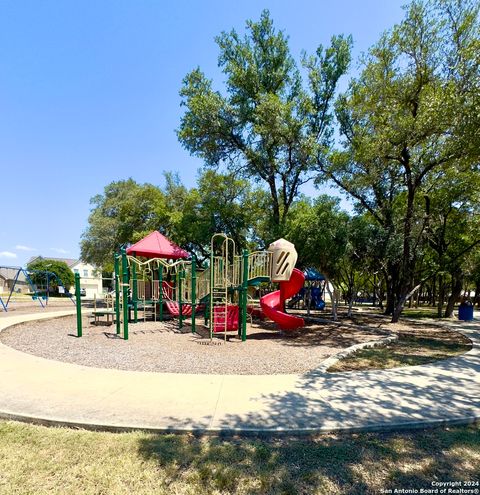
[126,231,189,259]
[28,256,79,268]
[0,267,27,282]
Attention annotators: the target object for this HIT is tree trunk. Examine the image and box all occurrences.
[347,291,355,317]
[392,281,423,323]
[437,274,445,318]
[415,284,421,308]
[392,179,416,324]
[444,269,463,318]
[392,296,407,323]
[475,280,480,308]
[267,177,281,233]
[431,275,436,306]
[377,277,385,311]
[384,262,399,316]
[325,280,338,321]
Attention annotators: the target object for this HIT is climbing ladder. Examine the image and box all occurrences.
[208,235,273,341]
[209,234,236,341]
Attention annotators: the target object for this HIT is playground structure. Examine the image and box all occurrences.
[287,267,326,313]
[0,266,74,312]
[76,231,306,341]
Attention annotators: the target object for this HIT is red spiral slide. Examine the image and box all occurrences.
[260,268,305,330]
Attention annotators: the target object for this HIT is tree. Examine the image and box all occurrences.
[286,195,349,320]
[80,179,167,269]
[80,171,266,267]
[468,249,480,307]
[160,171,267,262]
[321,0,480,321]
[178,10,351,235]
[334,215,381,316]
[423,167,480,316]
[27,259,75,293]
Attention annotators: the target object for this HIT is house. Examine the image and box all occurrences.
[28,257,103,298]
[0,267,29,294]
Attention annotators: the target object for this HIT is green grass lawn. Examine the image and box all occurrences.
[0,421,478,494]
[400,307,443,319]
[0,292,31,300]
[328,331,472,372]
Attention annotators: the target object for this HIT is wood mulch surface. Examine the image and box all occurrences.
[0,312,389,375]
[1,307,468,375]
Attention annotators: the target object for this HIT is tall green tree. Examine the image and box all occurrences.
[80,179,167,269]
[335,215,381,316]
[162,170,267,261]
[286,195,349,319]
[321,0,480,321]
[468,249,480,307]
[178,10,351,235]
[27,259,75,293]
[424,168,480,316]
[80,171,266,267]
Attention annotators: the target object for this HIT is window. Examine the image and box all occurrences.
[73,269,79,274]
[83,270,88,277]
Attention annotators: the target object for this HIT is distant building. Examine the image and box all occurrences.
[0,267,29,294]
[28,257,103,298]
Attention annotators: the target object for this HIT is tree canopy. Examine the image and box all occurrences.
[177,10,352,235]
[80,171,266,268]
[27,259,75,293]
[319,0,480,320]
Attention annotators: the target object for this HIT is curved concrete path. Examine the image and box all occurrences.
[0,310,479,433]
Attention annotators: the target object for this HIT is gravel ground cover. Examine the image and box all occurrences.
[0,314,389,374]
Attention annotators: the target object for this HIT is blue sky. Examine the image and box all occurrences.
[0,0,406,267]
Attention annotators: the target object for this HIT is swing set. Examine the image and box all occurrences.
[0,265,74,312]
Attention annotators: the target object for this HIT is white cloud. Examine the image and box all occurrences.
[50,248,69,254]
[15,245,36,251]
[0,251,17,259]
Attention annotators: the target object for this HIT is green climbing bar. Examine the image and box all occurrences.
[121,248,129,340]
[241,249,249,341]
[75,273,82,338]
[191,256,196,334]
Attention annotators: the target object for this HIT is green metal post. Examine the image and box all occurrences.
[114,254,120,335]
[46,272,49,306]
[240,249,249,341]
[132,257,138,323]
[191,256,196,334]
[209,249,214,339]
[158,265,163,322]
[178,269,184,329]
[121,248,129,340]
[75,273,82,337]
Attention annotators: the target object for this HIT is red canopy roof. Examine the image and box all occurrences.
[126,231,189,259]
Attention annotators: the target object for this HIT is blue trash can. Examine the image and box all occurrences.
[458,302,474,321]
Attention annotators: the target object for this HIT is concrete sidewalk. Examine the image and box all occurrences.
[0,311,479,433]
